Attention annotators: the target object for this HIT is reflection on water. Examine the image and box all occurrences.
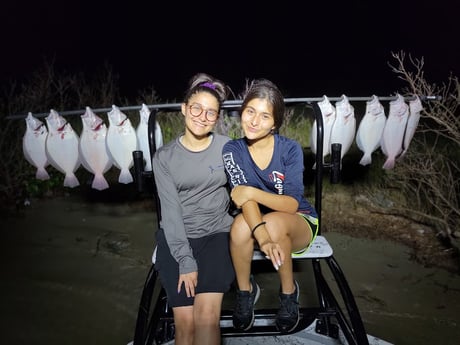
[1,195,459,345]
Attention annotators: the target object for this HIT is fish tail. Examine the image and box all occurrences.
[36,168,50,180]
[382,157,395,170]
[118,169,134,184]
[63,173,80,188]
[359,154,372,166]
[92,174,110,191]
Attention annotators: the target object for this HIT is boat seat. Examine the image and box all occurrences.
[152,235,333,264]
[252,235,333,260]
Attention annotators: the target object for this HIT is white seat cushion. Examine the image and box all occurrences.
[152,235,333,264]
[251,235,333,260]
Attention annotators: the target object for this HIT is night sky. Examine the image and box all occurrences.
[1,0,458,102]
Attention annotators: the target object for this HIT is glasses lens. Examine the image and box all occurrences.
[189,104,202,116]
[205,110,218,121]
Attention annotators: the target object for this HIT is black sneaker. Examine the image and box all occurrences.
[233,275,260,330]
[276,280,300,333]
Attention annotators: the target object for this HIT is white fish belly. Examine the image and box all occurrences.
[330,118,356,158]
[46,131,80,187]
[23,130,50,180]
[80,129,111,174]
[356,115,386,166]
[106,122,138,184]
[381,116,408,169]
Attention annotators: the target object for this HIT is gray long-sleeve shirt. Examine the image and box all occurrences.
[152,133,234,274]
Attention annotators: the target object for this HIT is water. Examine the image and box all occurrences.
[1,195,459,345]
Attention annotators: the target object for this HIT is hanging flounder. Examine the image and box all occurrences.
[311,95,336,156]
[22,112,50,180]
[381,94,409,169]
[400,95,423,158]
[45,109,80,187]
[355,95,387,166]
[79,107,112,190]
[311,95,336,168]
[136,104,163,172]
[330,95,356,160]
[106,105,138,184]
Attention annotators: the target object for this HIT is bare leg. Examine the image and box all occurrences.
[173,305,194,345]
[193,293,224,345]
[264,212,311,293]
[230,214,254,291]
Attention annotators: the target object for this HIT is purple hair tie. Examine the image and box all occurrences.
[200,82,217,90]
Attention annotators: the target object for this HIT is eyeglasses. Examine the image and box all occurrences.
[189,104,219,122]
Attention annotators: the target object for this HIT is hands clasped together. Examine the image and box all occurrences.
[231,185,286,271]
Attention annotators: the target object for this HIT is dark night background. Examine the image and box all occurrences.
[1,0,458,102]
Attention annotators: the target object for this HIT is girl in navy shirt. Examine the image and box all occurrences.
[222,79,318,333]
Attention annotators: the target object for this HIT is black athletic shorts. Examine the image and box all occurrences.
[155,228,235,308]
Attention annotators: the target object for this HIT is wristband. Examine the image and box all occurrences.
[251,221,266,236]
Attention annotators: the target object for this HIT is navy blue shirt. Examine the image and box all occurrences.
[222,134,317,218]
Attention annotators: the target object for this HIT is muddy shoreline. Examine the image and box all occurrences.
[1,189,460,345]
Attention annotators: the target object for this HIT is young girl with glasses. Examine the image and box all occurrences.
[152,73,235,345]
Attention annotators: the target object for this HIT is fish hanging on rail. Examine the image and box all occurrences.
[310,95,336,168]
[380,94,409,169]
[79,107,112,190]
[355,95,387,166]
[22,112,50,180]
[399,95,423,159]
[106,105,138,184]
[136,104,164,172]
[45,109,80,187]
[329,95,356,161]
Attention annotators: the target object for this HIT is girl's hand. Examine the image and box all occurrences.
[259,240,285,271]
[178,271,198,297]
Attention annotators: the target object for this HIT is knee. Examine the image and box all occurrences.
[230,215,251,244]
[174,312,195,337]
[194,307,220,327]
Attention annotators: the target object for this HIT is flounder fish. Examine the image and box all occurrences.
[330,95,356,160]
[399,95,423,158]
[79,107,112,190]
[106,105,138,184]
[355,95,387,166]
[23,112,50,180]
[136,104,163,172]
[45,109,80,187]
[311,95,336,168]
[381,94,409,169]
